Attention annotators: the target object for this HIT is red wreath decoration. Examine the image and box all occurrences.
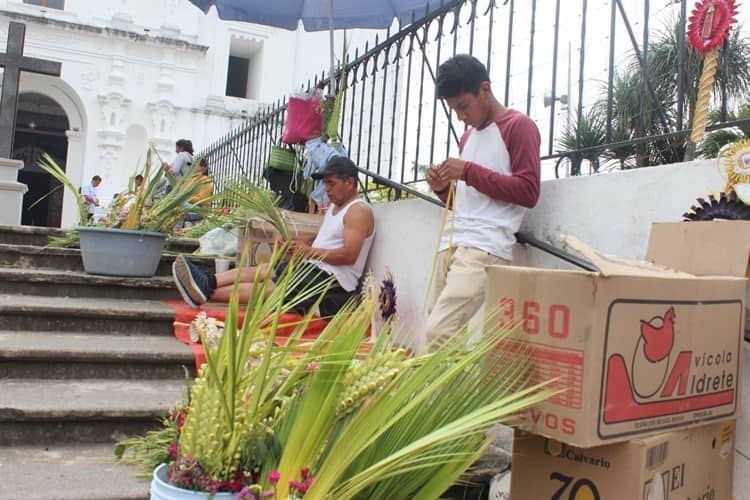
[688,0,739,55]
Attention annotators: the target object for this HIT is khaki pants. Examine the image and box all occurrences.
[426,246,510,349]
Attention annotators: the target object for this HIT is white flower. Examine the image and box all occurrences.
[188,312,225,348]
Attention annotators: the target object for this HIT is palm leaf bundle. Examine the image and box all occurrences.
[119,148,214,233]
[322,40,348,142]
[144,171,206,232]
[118,244,554,497]
[221,178,291,241]
[177,248,335,481]
[301,313,543,499]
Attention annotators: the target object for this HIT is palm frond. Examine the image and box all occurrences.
[557,108,606,162]
[37,154,89,225]
[115,149,206,233]
[221,178,290,240]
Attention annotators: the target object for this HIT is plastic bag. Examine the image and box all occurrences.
[199,227,238,256]
[303,137,348,205]
[282,93,322,145]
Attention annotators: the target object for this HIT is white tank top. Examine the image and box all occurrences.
[311,198,374,292]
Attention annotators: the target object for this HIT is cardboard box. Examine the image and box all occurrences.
[237,210,322,266]
[511,421,736,500]
[646,221,750,278]
[485,237,746,447]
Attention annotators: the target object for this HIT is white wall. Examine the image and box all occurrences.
[367,160,747,491]
[514,159,727,269]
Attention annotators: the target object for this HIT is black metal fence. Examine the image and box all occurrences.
[202,0,748,194]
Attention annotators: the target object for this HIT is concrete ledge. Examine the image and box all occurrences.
[0,379,185,421]
[0,295,175,320]
[0,157,24,183]
[0,443,150,499]
[0,295,176,334]
[0,331,193,362]
[0,268,176,288]
[0,180,28,192]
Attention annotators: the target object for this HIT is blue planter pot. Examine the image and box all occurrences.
[77,226,167,277]
[150,464,236,500]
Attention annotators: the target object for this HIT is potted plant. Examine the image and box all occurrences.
[39,150,209,277]
[115,244,553,498]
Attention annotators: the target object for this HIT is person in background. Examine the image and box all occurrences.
[133,174,144,192]
[163,139,194,182]
[191,159,213,208]
[82,175,102,220]
[425,54,541,349]
[179,158,214,228]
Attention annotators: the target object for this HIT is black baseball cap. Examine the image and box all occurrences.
[311,156,359,180]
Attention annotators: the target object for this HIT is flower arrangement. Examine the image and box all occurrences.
[116,246,554,498]
[38,149,214,247]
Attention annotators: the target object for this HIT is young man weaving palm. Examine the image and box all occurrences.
[425,54,541,348]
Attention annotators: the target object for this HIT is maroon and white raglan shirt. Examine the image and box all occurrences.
[439,109,541,261]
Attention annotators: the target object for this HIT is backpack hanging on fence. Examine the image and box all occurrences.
[268,144,296,172]
[264,145,309,213]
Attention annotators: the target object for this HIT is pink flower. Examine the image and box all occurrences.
[289,480,306,493]
[306,363,320,372]
[168,440,178,459]
[170,408,187,433]
[300,467,310,480]
[268,470,280,485]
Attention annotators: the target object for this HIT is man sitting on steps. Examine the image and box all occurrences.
[172,157,375,317]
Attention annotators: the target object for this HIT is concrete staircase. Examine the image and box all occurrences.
[0,225,201,499]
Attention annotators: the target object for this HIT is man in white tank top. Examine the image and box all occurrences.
[172,157,375,317]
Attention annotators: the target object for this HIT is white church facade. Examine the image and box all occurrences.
[0,0,375,228]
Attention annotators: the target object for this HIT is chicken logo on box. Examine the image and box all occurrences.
[598,300,742,440]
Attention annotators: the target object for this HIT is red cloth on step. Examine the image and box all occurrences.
[163,300,329,373]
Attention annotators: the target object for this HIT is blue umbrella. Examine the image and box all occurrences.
[187,0,451,92]
[187,0,445,31]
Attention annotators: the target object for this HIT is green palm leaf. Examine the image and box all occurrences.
[37,154,89,225]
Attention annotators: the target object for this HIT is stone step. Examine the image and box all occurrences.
[167,236,202,254]
[0,224,200,253]
[0,243,215,277]
[0,224,68,246]
[0,331,195,380]
[0,267,180,300]
[0,295,175,335]
[0,443,150,499]
[0,379,186,445]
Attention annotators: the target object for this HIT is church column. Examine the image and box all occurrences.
[0,158,27,225]
[60,129,84,228]
[148,65,178,161]
[95,59,130,192]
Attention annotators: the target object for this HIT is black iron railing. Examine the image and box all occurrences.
[202,0,746,192]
